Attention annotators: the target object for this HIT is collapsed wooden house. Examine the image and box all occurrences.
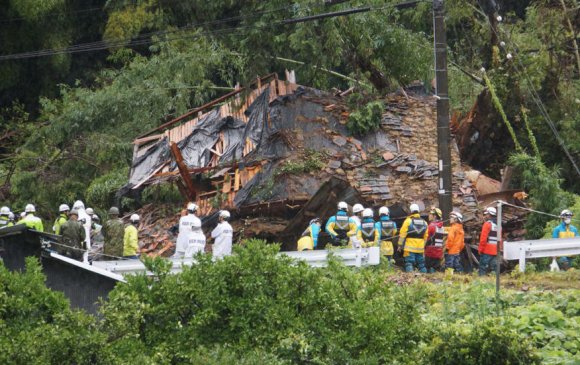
[121,72,528,251]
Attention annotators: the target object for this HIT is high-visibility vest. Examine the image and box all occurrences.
[406,218,427,239]
[360,220,376,240]
[431,226,447,248]
[487,221,498,245]
[380,220,396,239]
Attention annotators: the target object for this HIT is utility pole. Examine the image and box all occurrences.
[433,0,453,219]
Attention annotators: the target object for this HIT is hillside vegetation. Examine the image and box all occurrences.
[1,241,579,364]
[0,1,578,231]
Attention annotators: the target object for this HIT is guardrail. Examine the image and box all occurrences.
[89,247,380,279]
[503,237,580,272]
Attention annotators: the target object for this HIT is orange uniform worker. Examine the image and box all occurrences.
[445,211,465,273]
[478,207,499,276]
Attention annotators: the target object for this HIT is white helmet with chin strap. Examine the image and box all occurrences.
[25,204,36,213]
[450,211,463,223]
[0,206,10,215]
[337,201,348,211]
[59,204,70,212]
[219,210,230,219]
[409,203,420,213]
[379,206,390,216]
[352,204,364,214]
[485,207,497,216]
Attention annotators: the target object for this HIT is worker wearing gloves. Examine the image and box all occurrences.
[325,201,358,247]
[357,208,379,248]
[58,209,86,261]
[425,207,446,273]
[297,218,321,251]
[551,209,578,270]
[398,204,428,273]
[123,214,140,259]
[445,211,465,273]
[0,206,13,229]
[17,204,44,231]
[478,207,499,276]
[376,206,397,263]
[102,207,125,259]
[211,210,233,258]
[52,204,69,235]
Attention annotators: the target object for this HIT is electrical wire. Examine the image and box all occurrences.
[474,1,580,178]
[0,2,425,61]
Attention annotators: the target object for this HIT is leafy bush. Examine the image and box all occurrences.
[347,101,384,136]
[422,319,541,365]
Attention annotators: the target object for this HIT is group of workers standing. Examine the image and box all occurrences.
[0,200,234,262]
[173,203,233,259]
[298,201,578,274]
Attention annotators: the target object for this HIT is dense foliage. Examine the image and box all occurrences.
[0,0,578,232]
[3,241,580,364]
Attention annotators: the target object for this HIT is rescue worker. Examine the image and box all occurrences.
[72,200,91,262]
[358,208,379,248]
[425,207,446,273]
[211,210,233,258]
[325,202,358,247]
[445,211,465,273]
[398,204,428,273]
[17,204,44,231]
[52,204,69,235]
[174,203,203,258]
[478,207,499,276]
[123,214,140,259]
[58,209,86,261]
[8,212,15,226]
[88,214,105,261]
[102,207,125,259]
[297,218,321,251]
[377,206,397,263]
[351,204,364,228]
[0,206,13,229]
[551,209,578,270]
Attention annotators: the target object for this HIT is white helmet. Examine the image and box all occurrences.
[379,206,390,216]
[25,204,36,213]
[409,203,420,213]
[353,204,364,214]
[86,207,94,215]
[73,200,85,210]
[20,212,26,218]
[485,207,497,216]
[187,202,198,212]
[8,212,14,220]
[59,204,70,212]
[337,201,348,210]
[450,211,463,222]
[560,209,573,218]
[130,214,140,222]
[219,210,230,219]
[0,206,10,215]
[362,208,373,218]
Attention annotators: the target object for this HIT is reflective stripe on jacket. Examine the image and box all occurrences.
[552,222,579,239]
[398,214,429,253]
[325,211,357,239]
[479,220,498,256]
[356,218,379,247]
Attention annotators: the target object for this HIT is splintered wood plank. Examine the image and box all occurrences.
[234,169,240,191]
[222,174,232,193]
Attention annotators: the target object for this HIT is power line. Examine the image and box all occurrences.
[474,1,580,177]
[0,1,429,61]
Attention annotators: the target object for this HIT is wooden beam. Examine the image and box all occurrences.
[170,142,197,201]
[136,73,279,140]
[133,134,164,145]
